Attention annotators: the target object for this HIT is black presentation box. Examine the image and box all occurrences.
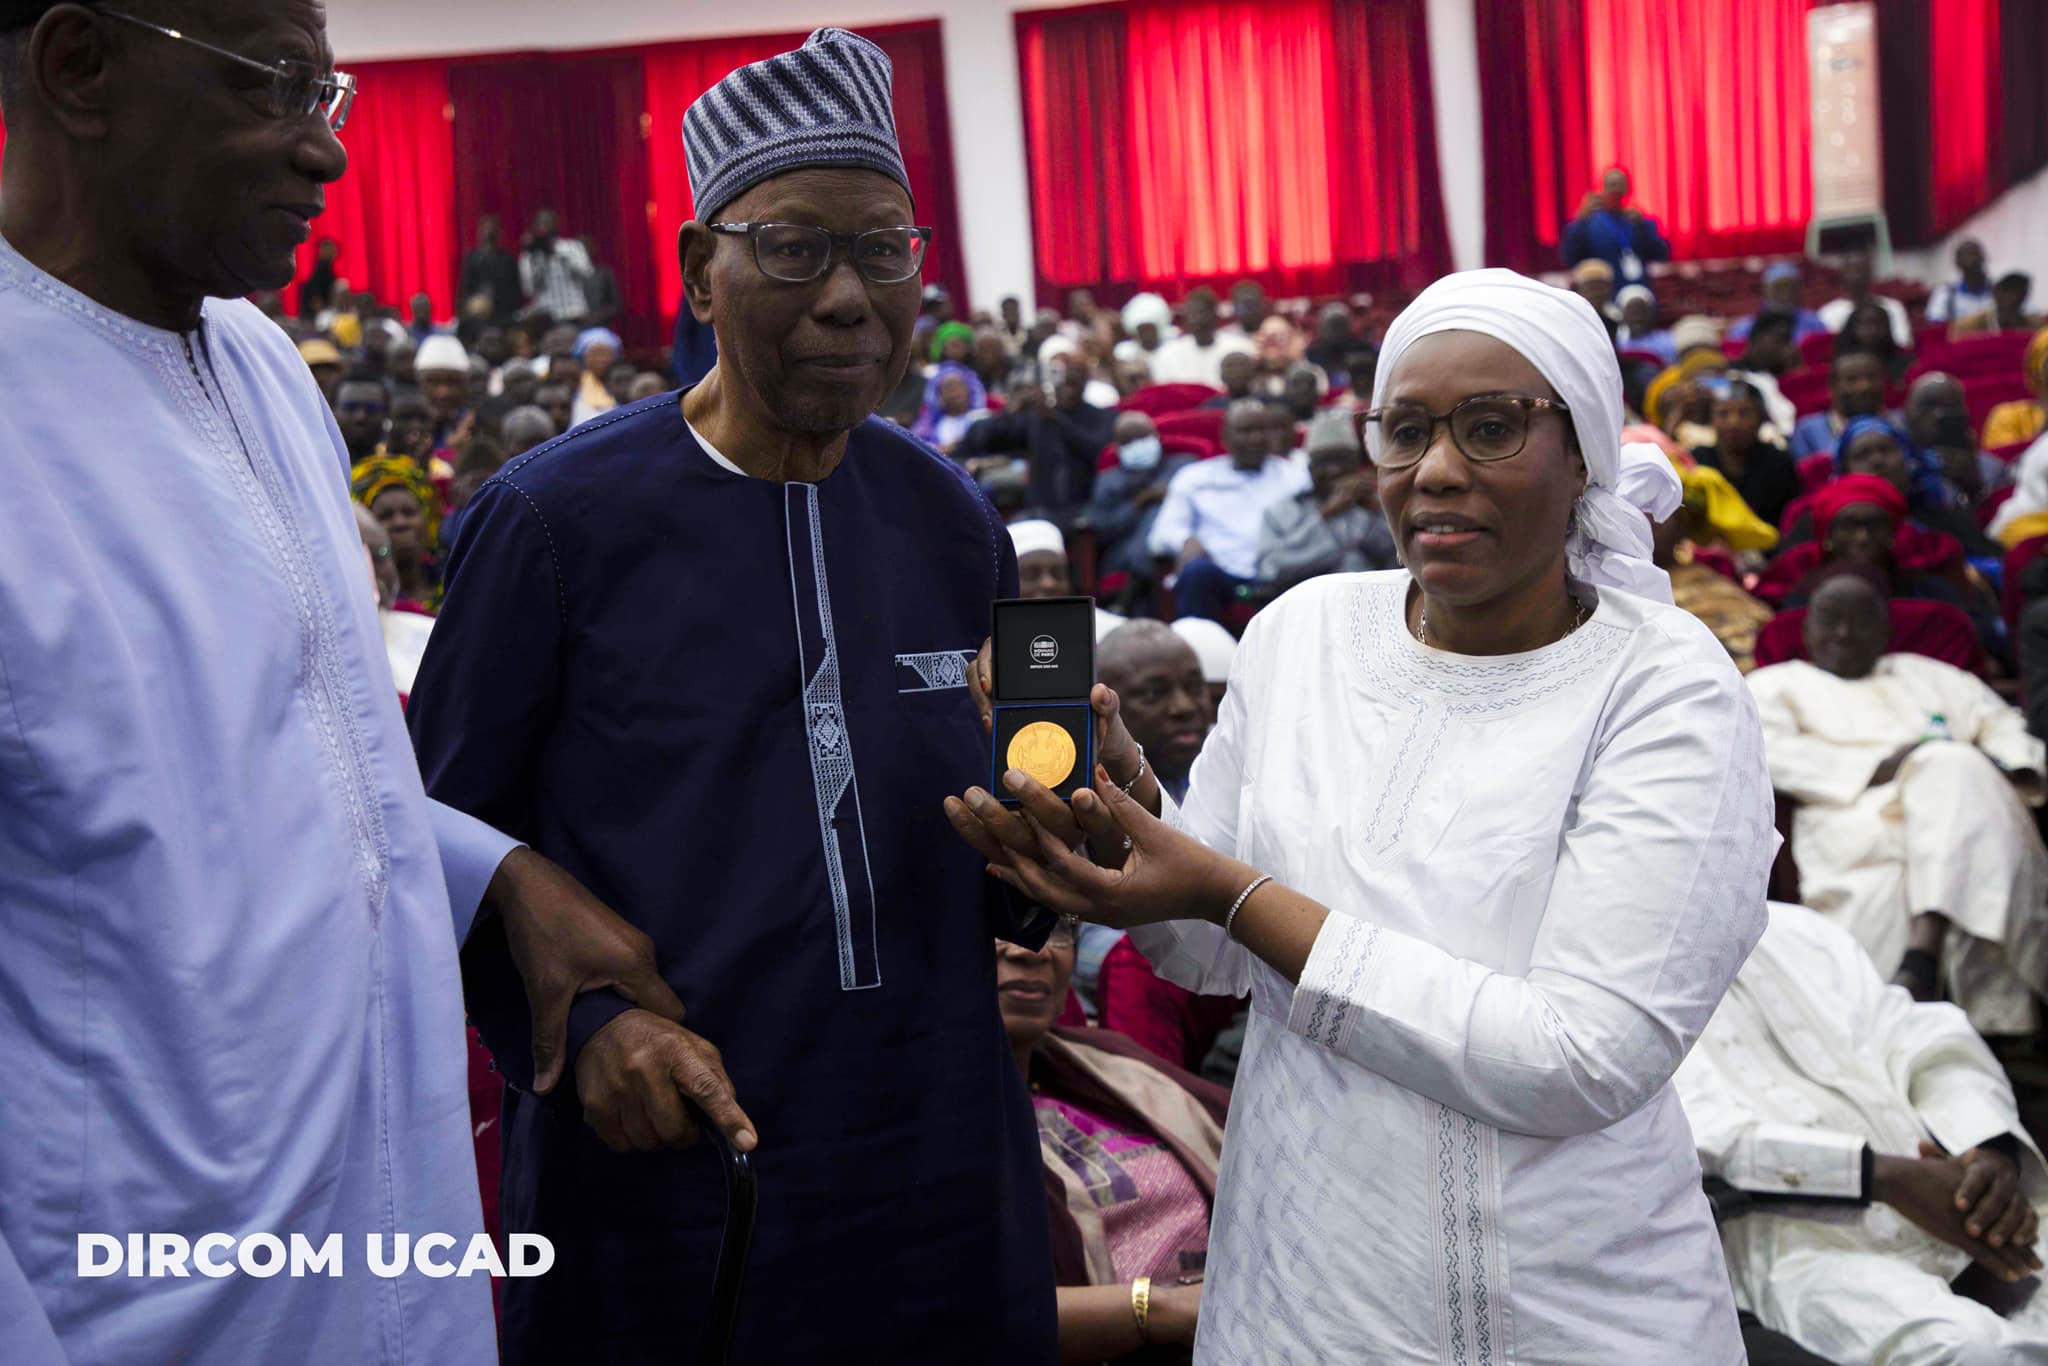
[990,596,1097,803]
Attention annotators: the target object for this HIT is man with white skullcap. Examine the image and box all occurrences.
[410,27,1057,1364]
[1009,517,1127,640]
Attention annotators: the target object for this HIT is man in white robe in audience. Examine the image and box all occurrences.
[1678,901,2048,1365]
[1749,573,2048,1034]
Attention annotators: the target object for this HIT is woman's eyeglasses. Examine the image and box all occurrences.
[97,10,358,132]
[1357,395,1571,471]
[707,222,934,286]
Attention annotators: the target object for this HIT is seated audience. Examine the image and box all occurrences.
[532,380,576,438]
[1255,409,1395,592]
[1559,165,1668,288]
[999,914,1219,1362]
[1993,434,2048,550]
[913,353,988,448]
[2022,559,2048,742]
[298,337,346,405]
[1731,262,1829,346]
[1749,571,2048,1033]
[1655,482,1776,672]
[1007,520,1126,642]
[1815,415,2003,564]
[1982,327,2048,451]
[1648,345,1731,450]
[1693,379,1802,528]
[413,334,474,448]
[499,405,558,459]
[1729,311,1802,437]
[1614,284,1675,364]
[955,368,1115,515]
[1147,399,1309,622]
[1952,272,2042,340]
[1115,291,1175,366]
[1322,344,1379,414]
[1250,315,1306,394]
[1168,617,1236,714]
[1818,248,1914,351]
[384,335,417,389]
[1302,303,1357,381]
[1225,278,1269,336]
[354,506,434,706]
[1908,372,2009,513]
[626,372,667,403]
[1927,238,1995,324]
[1199,351,1258,408]
[1676,901,2048,1364]
[351,456,443,613]
[1275,363,1324,424]
[972,330,1017,396]
[1763,461,2003,661]
[1089,414,1194,599]
[1790,347,1892,461]
[926,371,989,454]
[1571,257,1620,326]
[569,328,623,427]
[333,372,392,465]
[1147,287,1252,387]
[1840,299,1912,382]
[1099,619,1214,805]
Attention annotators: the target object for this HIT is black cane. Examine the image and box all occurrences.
[682,1097,758,1366]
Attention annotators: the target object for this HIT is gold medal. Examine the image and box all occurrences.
[1007,721,1078,790]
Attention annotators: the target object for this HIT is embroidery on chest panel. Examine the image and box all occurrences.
[786,484,882,990]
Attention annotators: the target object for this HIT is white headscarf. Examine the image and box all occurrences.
[1370,268,1683,603]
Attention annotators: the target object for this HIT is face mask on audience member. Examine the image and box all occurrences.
[1118,434,1162,471]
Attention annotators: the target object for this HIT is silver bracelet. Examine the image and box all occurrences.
[1223,874,1273,941]
[1118,745,1149,797]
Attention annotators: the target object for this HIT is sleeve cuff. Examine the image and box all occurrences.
[1285,914,1386,1054]
[1724,1123,1870,1200]
[563,990,636,1096]
[428,799,522,944]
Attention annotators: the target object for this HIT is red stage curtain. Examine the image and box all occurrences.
[1927,0,2001,236]
[1016,0,1447,305]
[289,60,457,319]
[1482,0,1810,270]
[641,22,969,332]
[448,52,658,345]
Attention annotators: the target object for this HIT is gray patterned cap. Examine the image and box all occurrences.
[683,28,913,220]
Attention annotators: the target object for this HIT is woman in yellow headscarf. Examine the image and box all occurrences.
[352,456,443,612]
[1980,326,2048,450]
[1643,349,1727,449]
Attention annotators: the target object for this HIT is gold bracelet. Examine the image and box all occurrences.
[1130,1275,1153,1343]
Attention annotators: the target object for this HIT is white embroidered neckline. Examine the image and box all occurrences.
[1347,577,1623,716]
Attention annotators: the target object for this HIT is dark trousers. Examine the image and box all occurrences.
[1174,556,1251,623]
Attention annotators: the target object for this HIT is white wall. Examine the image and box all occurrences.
[1891,167,2048,295]
[1423,0,1485,273]
[327,0,1106,311]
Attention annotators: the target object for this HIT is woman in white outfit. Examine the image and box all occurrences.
[947,269,1778,1364]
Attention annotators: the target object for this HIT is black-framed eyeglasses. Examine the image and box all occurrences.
[1357,395,1572,470]
[97,10,357,131]
[708,222,933,286]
